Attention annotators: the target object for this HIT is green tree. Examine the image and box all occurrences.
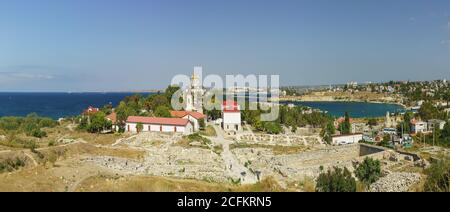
[136,122,143,133]
[398,111,413,134]
[88,112,111,133]
[316,166,356,192]
[147,95,170,111]
[205,108,221,120]
[321,121,336,144]
[77,116,89,130]
[354,157,381,187]
[367,118,378,127]
[379,134,391,147]
[115,101,137,132]
[260,122,282,134]
[418,101,439,120]
[443,90,450,108]
[339,112,351,135]
[442,121,450,138]
[164,85,180,103]
[31,129,47,138]
[198,118,206,130]
[154,105,171,117]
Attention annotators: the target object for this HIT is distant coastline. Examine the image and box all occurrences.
[278,97,406,108]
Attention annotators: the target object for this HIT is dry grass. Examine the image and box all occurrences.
[0,124,123,150]
[199,126,217,137]
[63,131,123,146]
[271,145,309,155]
[230,143,308,155]
[75,175,285,192]
[299,177,316,192]
[408,175,427,192]
[76,175,228,192]
[35,142,146,161]
[0,166,66,192]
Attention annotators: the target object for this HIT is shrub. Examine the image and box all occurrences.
[354,157,381,187]
[423,158,450,192]
[31,129,47,138]
[0,157,26,173]
[316,166,356,192]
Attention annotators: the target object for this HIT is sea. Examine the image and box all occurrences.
[0,93,404,119]
[281,101,405,118]
[0,92,153,119]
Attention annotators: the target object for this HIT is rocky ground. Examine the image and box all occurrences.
[1,123,429,192]
[83,132,228,183]
[370,172,421,192]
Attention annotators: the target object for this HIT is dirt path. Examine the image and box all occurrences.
[23,152,38,167]
[210,125,257,184]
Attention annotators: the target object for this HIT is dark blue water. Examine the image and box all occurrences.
[282,101,404,118]
[0,92,153,119]
[0,93,404,119]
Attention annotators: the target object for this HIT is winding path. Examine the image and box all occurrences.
[209,125,257,184]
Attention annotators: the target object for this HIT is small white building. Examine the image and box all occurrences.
[170,110,206,132]
[125,116,193,135]
[222,100,242,131]
[410,120,428,134]
[427,119,446,131]
[331,134,363,145]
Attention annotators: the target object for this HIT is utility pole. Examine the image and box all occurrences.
[433,127,435,147]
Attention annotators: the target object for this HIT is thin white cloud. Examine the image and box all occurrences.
[0,65,56,81]
[441,40,450,48]
[0,71,54,81]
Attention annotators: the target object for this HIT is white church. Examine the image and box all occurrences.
[182,66,242,132]
[183,66,205,114]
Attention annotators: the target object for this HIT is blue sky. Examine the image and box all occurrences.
[0,0,449,91]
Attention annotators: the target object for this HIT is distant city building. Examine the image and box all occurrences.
[346,81,358,88]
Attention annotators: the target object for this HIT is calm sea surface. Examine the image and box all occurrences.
[0,92,153,119]
[282,101,404,118]
[0,93,404,119]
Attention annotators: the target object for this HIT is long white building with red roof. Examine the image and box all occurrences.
[125,116,193,135]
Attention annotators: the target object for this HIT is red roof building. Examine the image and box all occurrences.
[170,110,206,120]
[126,116,190,126]
[222,100,240,112]
[106,112,117,124]
[83,106,99,115]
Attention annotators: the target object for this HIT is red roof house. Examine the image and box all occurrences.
[83,106,99,115]
[170,110,206,120]
[106,112,117,124]
[126,116,190,126]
